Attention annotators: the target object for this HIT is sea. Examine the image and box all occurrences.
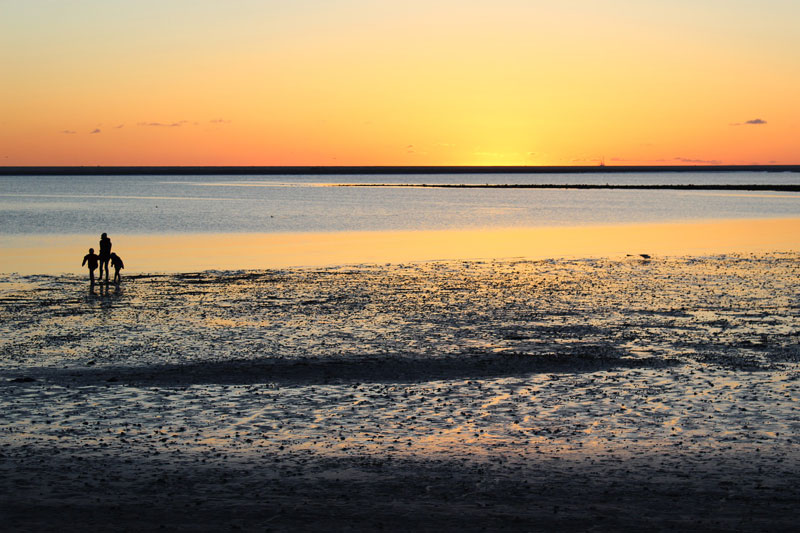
[3,173,800,531]
[1,171,798,273]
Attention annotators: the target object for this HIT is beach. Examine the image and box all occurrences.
[2,252,799,531]
[6,0,800,527]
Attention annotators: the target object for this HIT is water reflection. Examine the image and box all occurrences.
[1,217,798,274]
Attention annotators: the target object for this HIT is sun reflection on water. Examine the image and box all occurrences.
[1,217,798,275]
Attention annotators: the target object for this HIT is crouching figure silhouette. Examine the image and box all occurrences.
[110,252,124,284]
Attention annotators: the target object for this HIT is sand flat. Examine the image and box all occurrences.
[1,253,799,530]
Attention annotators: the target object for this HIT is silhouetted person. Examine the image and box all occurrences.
[98,232,112,283]
[82,248,99,285]
[110,252,124,284]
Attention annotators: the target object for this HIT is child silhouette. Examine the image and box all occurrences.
[82,248,99,285]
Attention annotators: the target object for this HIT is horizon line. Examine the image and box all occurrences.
[1,164,800,176]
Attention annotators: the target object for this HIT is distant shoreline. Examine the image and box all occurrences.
[338,183,800,191]
[2,164,800,176]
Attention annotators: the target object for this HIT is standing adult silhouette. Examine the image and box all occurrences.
[98,232,112,283]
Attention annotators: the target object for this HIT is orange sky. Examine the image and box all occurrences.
[1,1,799,166]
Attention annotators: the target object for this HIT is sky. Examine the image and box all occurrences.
[1,0,799,166]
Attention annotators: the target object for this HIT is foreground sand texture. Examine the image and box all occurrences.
[1,253,799,531]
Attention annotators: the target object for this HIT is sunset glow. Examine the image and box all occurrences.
[2,1,799,166]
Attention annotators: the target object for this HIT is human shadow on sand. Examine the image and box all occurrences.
[2,441,796,532]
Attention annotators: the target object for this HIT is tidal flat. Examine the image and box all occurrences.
[1,253,799,531]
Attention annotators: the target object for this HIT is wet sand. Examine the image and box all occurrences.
[1,253,799,531]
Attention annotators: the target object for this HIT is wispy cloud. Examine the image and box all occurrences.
[138,120,187,127]
[731,118,767,126]
[209,118,231,124]
[115,124,124,129]
[61,130,77,134]
[674,157,722,164]
[90,128,101,134]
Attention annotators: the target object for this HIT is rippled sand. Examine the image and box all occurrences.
[2,253,799,531]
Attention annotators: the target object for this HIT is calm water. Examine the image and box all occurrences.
[1,172,799,235]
